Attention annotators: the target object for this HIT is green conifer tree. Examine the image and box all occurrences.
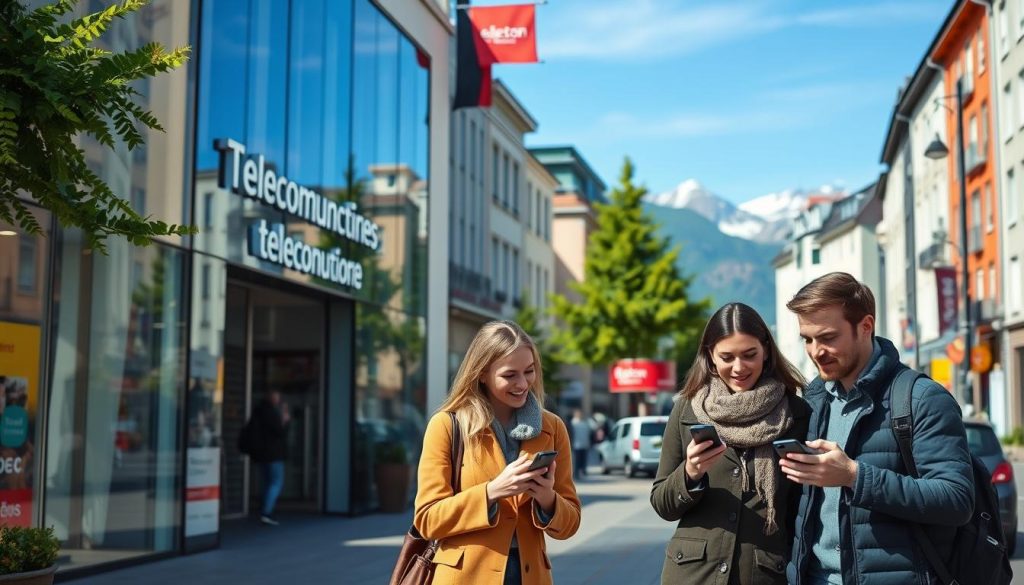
[549,158,709,367]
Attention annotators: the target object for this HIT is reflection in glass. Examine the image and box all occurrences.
[0,208,50,537]
[353,305,426,513]
[45,232,183,569]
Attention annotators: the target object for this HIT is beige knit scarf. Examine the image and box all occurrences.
[691,376,793,535]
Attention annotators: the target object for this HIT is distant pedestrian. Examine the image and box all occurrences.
[651,302,808,584]
[570,409,592,479]
[414,320,581,585]
[246,390,290,526]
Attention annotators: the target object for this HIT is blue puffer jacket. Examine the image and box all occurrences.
[786,337,974,585]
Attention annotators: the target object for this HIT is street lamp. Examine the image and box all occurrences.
[923,77,973,409]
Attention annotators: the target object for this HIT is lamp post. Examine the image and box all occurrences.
[924,77,973,408]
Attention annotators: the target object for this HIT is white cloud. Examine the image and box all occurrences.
[539,1,939,61]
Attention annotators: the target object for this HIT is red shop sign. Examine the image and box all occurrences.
[609,359,676,393]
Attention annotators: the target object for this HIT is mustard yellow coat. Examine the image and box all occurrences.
[413,409,581,585]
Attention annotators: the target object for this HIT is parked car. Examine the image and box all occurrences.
[963,419,1018,556]
[597,416,668,477]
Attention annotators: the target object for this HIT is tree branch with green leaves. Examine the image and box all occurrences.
[0,0,193,252]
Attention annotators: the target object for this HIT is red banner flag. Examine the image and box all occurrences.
[468,4,539,65]
[609,359,676,393]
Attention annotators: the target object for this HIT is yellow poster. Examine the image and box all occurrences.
[0,321,41,527]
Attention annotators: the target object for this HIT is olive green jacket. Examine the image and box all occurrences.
[650,394,810,585]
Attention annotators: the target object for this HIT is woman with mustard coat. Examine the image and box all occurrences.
[651,303,809,585]
[414,320,581,585]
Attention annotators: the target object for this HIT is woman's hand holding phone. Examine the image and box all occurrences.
[525,460,557,514]
[486,453,549,505]
[684,436,728,483]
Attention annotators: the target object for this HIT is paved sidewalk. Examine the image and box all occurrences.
[64,471,671,585]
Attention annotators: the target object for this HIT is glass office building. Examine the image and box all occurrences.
[2,0,450,575]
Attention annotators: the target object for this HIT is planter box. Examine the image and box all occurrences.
[0,565,57,585]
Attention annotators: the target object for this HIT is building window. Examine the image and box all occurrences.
[492,237,499,289]
[976,268,985,300]
[1011,257,1022,314]
[536,264,542,308]
[512,162,520,216]
[493,144,500,201]
[969,115,978,155]
[512,248,519,301]
[1001,7,1010,55]
[502,153,510,209]
[469,120,476,179]
[986,183,995,233]
[990,262,998,303]
[979,31,986,72]
[964,41,974,83]
[17,235,37,293]
[544,197,551,241]
[1005,82,1016,139]
[981,101,989,155]
[971,190,982,251]
[811,245,821,265]
[1018,71,1024,130]
[1011,164,1022,224]
[526,181,533,229]
[502,242,510,295]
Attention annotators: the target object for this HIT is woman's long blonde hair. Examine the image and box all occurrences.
[438,320,545,443]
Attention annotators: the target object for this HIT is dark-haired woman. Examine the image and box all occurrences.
[650,303,809,585]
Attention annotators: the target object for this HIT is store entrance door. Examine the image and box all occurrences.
[221,279,324,520]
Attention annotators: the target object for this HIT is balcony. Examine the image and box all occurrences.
[918,242,949,269]
[965,143,986,175]
[494,290,508,304]
[971,298,999,322]
[449,262,500,311]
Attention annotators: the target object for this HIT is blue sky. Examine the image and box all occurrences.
[496,0,951,204]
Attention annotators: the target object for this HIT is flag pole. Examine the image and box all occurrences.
[455,0,547,9]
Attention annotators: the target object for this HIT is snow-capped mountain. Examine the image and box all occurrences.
[646,180,842,243]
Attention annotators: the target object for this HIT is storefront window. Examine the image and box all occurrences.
[45,231,184,569]
[0,207,51,532]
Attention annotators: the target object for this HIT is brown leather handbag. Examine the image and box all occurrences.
[387,412,464,585]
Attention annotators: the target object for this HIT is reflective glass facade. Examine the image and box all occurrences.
[4,0,438,575]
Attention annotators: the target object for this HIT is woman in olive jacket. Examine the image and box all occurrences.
[650,303,809,585]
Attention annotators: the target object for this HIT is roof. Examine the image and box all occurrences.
[493,79,539,134]
[878,0,984,165]
[815,178,884,245]
[528,145,608,193]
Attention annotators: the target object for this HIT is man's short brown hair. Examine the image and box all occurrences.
[786,272,876,332]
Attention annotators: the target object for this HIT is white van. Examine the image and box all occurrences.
[596,415,668,477]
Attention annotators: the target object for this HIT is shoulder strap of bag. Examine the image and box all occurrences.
[889,368,958,585]
[448,411,464,492]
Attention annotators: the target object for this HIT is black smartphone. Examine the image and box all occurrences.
[772,439,818,458]
[690,424,722,448]
[527,450,558,472]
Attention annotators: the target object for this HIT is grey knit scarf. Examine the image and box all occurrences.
[691,376,793,535]
[490,392,543,464]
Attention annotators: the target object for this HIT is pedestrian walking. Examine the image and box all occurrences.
[414,320,581,585]
[569,409,592,479]
[651,302,809,584]
[781,272,975,584]
[244,390,290,526]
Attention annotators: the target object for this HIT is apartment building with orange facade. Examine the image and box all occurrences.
[932,0,1004,417]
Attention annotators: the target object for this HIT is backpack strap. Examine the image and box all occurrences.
[888,368,959,585]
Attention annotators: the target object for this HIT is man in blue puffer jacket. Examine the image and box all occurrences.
[779,272,974,585]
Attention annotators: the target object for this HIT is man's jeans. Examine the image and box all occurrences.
[261,461,284,517]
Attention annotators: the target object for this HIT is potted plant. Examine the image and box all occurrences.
[0,526,59,584]
[374,441,411,513]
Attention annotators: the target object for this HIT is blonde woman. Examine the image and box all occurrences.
[414,320,581,585]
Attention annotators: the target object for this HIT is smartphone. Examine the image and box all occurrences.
[527,450,558,472]
[772,439,817,458]
[690,424,722,448]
